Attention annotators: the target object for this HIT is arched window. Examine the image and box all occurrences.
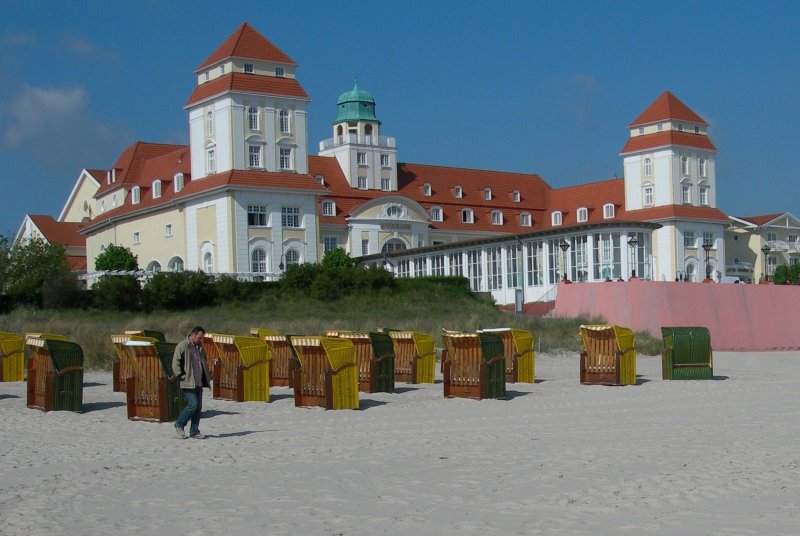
[152,180,162,199]
[168,257,184,272]
[251,248,267,272]
[382,239,407,253]
[644,157,652,177]
[603,203,615,219]
[285,249,300,266]
[146,261,161,273]
[423,183,432,196]
[131,186,140,205]
[699,158,707,177]
[279,109,290,133]
[681,155,690,176]
[454,185,463,198]
[207,111,214,136]
[491,210,503,225]
[513,190,521,203]
[461,208,474,224]
[520,212,531,227]
[322,200,335,216]
[203,252,213,273]
[551,211,562,226]
[430,206,443,222]
[248,106,260,131]
[577,207,588,222]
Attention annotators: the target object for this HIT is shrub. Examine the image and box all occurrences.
[91,275,142,311]
[94,244,139,271]
[144,270,216,310]
[41,271,89,309]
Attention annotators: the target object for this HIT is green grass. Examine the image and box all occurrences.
[0,284,662,369]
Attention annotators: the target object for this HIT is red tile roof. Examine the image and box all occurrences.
[734,213,786,226]
[542,178,630,229]
[95,142,189,196]
[620,130,717,154]
[195,22,296,71]
[624,205,730,223]
[185,72,309,107]
[27,215,84,246]
[629,91,707,127]
[67,256,87,272]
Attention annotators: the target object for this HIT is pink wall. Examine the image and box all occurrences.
[552,280,800,351]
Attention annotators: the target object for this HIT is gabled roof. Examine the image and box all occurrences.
[624,205,730,224]
[185,72,309,107]
[620,130,717,154]
[543,178,630,229]
[195,22,296,71]
[94,142,189,196]
[27,215,84,246]
[629,91,707,127]
[732,213,789,227]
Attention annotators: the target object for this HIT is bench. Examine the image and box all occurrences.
[579,324,636,385]
[288,336,359,409]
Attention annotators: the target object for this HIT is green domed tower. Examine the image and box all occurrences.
[319,82,397,191]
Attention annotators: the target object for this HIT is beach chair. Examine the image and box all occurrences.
[579,324,636,385]
[0,331,25,382]
[441,331,506,399]
[25,334,83,412]
[333,331,395,393]
[288,336,359,409]
[202,333,219,378]
[123,340,183,421]
[111,332,161,392]
[251,328,294,387]
[478,328,535,383]
[661,327,714,380]
[211,334,271,402]
[386,331,436,384]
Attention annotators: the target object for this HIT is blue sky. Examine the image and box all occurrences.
[1,0,798,236]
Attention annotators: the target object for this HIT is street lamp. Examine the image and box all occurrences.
[627,234,639,279]
[761,243,771,282]
[278,253,286,272]
[559,239,570,282]
[702,240,713,280]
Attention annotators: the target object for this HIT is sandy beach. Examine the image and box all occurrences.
[2,351,799,535]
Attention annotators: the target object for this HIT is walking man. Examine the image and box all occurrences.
[173,326,211,439]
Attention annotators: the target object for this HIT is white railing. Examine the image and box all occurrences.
[319,135,396,151]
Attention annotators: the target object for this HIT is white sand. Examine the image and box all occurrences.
[2,352,800,535]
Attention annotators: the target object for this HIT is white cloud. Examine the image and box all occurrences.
[62,34,119,64]
[3,85,86,146]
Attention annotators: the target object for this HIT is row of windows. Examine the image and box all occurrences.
[250,247,299,273]
[356,152,391,167]
[247,205,302,228]
[131,224,175,245]
[637,122,702,135]
[438,185,522,202]
[105,174,185,213]
[207,146,293,174]
[683,231,716,248]
[642,156,708,178]
[551,204,615,226]
[206,108,293,137]
[204,63,285,82]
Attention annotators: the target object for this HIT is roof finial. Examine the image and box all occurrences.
[354,71,358,89]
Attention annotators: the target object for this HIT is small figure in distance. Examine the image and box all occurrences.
[172,326,211,439]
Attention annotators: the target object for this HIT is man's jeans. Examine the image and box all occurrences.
[176,387,203,437]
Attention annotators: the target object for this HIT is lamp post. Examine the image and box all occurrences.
[761,243,771,282]
[559,239,570,282]
[627,234,639,279]
[278,253,286,272]
[702,240,713,280]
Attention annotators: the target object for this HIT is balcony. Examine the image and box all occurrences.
[726,262,754,275]
[319,134,396,151]
[767,240,800,253]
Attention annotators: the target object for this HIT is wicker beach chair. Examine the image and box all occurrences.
[0,331,25,382]
[385,331,436,384]
[211,334,271,402]
[25,334,83,412]
[332,331,395,393]
[111,333,161,392]
[477,328,535,383]
[579,324,636,385]
[441,330,506,400]
[123,340,183,421]
[288,336,359,409]
[661,327,713,380]
[251,328,295,387]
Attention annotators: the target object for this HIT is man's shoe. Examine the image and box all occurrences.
[174,424,186,439]
[190,432,207,439]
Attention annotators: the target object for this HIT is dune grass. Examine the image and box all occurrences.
[0,284,662,369]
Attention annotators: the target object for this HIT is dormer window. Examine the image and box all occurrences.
[657,123,663,131]
[152,180,162,199]
[112,194,118,208]
[131,186,140,205]
[423,183,432,196]
[512,190,521,203]
[638,127,644,135]
[454,185,463,198]
[174,173,184,192]
[314,174,325,186]
[603,203,615,219]
[220,64,225,75]
[491,210,503,225]
[322,200,335,216]
[386,204,404,218]
[551,211,562,226]
[430,206,443,222]
[204,72,209,82]
[244,63,254,74]
[520,212,531,227]
[275,66,285,77]
[694,125,700,134]
[677,123,684,132]
[577,207,588,222]
[461,208,474,224]
[484,188,492,201]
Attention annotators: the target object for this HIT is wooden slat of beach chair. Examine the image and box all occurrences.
[289,337,329,408]
[411,332,436,384]
[233,336,270,402]
[320,337,359,410]
[661,327,713,380]
[112,334,158,392]
[25,334,69,411]
[43,339,84,412]
[211,335,243,401]
[368,332,395,394]
[125,342,161,421]
[442,333,484,399]
[335,333,373,392]
[477,332,507,399]
[387,333,415,383]
[262,335,293,387]
[579,325,635,385]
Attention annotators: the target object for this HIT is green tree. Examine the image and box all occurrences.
[321,248,356,269]
[95,244,139,271]
[1,237,71,306]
